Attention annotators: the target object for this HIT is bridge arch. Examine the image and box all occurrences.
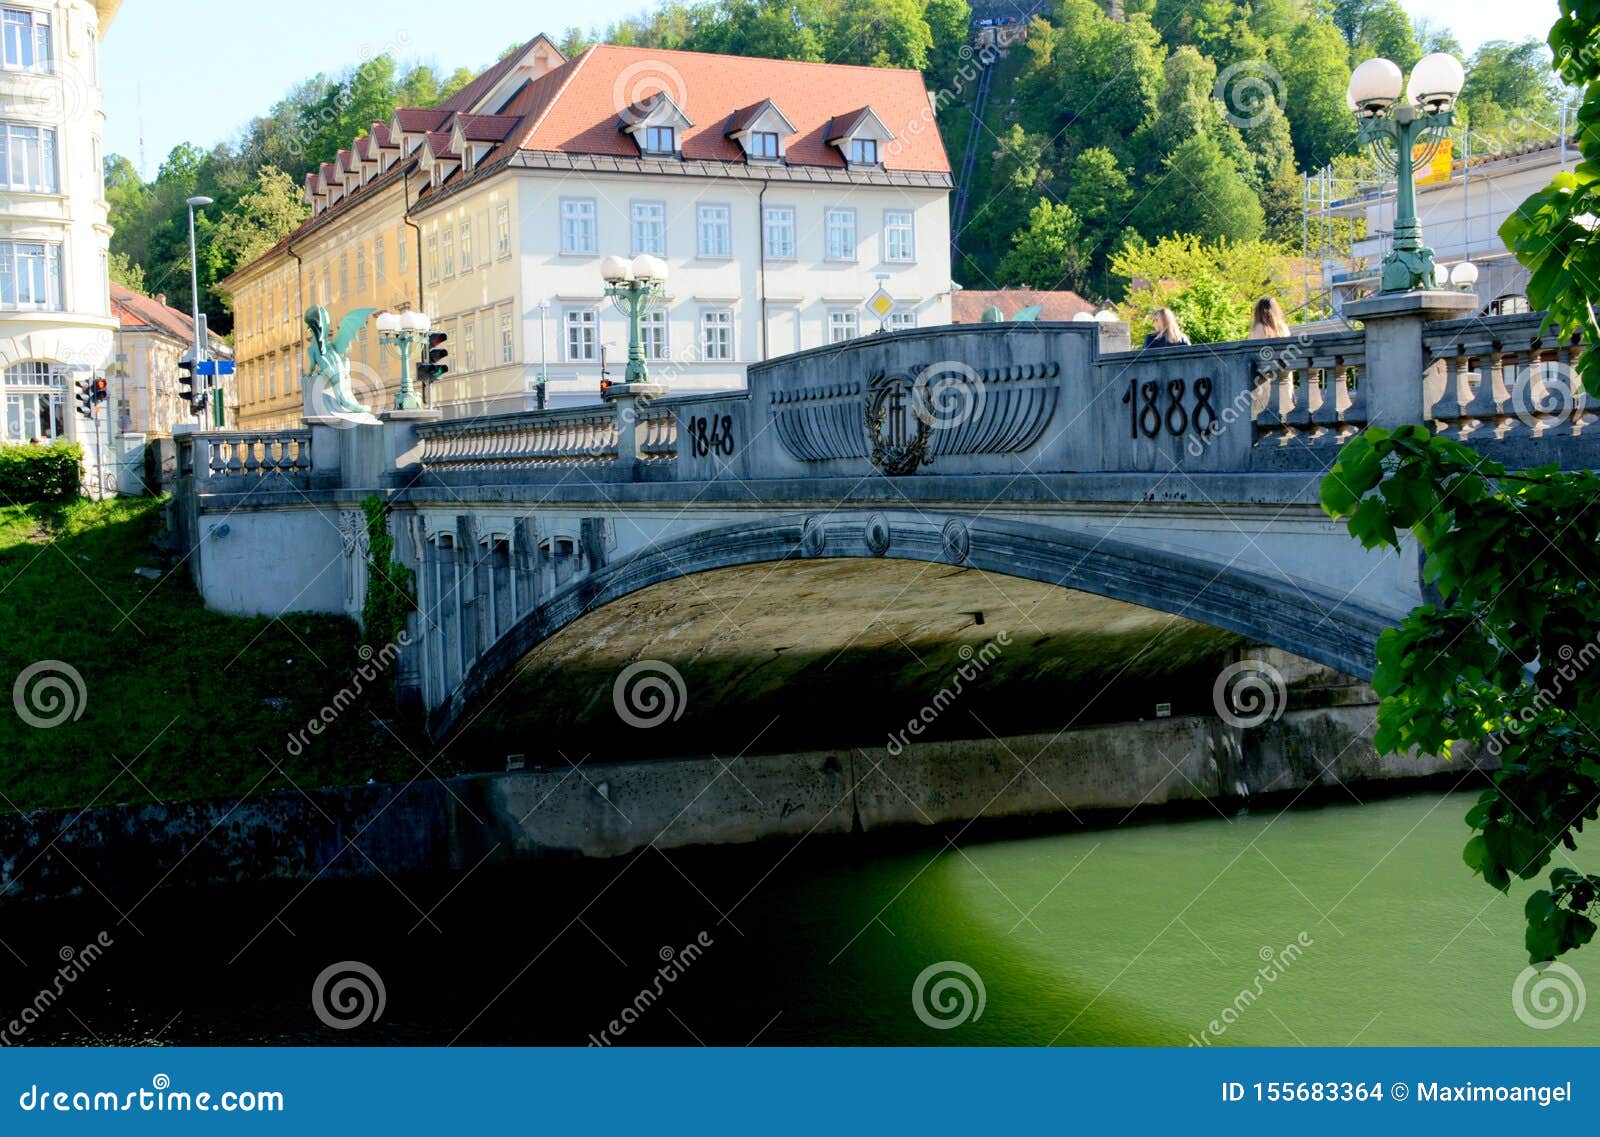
[426,511,1389,739]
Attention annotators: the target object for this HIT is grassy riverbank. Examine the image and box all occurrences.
[0,497,439,813]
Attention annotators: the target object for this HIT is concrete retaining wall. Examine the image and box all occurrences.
[0,706,1492,904]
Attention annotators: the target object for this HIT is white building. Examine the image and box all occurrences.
[0,0,118,445]
[1316,135,1575,316]
[234,42,954,419]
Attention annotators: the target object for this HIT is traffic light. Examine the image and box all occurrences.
[90,376,108,407]
[416,331,449,386]
[178,357,199,407]
[75,378,94,417]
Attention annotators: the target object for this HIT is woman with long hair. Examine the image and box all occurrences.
[1247,296,1290,340]
[1143,308,1191,349]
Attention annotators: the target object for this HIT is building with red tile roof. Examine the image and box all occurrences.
[109,283,232,436]
[226,35,955,424]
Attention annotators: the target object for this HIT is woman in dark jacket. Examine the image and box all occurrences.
[1142,307,1192,349]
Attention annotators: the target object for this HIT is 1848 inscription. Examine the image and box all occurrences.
[688,414,736,458]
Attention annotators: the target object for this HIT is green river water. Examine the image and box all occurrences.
[15,789,1596,1045]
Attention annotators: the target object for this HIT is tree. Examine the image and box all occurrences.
[1064,147,1132,294]
[996,198,1089,292]
[1111,231,1298,342]
[924,0,971,79]
[1320,0,1600,962]
[1461,39,1566,130]
[107,250,144,292]
[210,167,311,311]
[826,0,934,69]
[1133,132,1264,244]
[1332,0,1421,72]
[1270,14,1358,172]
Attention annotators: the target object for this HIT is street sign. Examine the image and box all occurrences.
[195,360,235,376]
[864,287,897,321]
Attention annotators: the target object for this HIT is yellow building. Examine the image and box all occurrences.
[222,35,565,427]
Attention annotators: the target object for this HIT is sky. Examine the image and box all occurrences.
[100,0,1560,178]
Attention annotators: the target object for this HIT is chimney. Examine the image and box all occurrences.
[156,293,167,306]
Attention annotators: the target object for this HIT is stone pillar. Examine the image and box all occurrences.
[302,417,346,490]
[1344,290,1476,428]
[377,407,442,488]
[601,381,668,469]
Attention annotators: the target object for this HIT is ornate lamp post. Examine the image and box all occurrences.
[375,308,431,410]
[1347,52,1466,293]
[600,254,669,387]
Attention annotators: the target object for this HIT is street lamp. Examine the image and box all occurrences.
[1347,52,1465,293]
[185,195,214,424]
[537,298,550,410]
[376,307,431,410]
[601,254,670,387]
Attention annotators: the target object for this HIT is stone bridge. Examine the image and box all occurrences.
[173,292,1589,742]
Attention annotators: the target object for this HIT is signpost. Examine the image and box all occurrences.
[865,286,897,333]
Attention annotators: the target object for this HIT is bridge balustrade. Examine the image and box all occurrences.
[1422,312,1588,443]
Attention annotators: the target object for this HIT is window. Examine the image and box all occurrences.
[631,200,666,255]
[697,204,731,258]
[499,307,514,364]
[2,7,50,73]
[825,208,856,261]
[0,240,62,309]
[426,229,439,282]
[463,320,477,371]
[320,265,331,306]
[339,252,350,297]
[884,210,915,262]
[641,309,668,361]
[763,206,796,260]
[749,131,780,159]
[496,203,511,258]
[459,219,473,273]
[887,311,917,332]
[374,235,386,282]
[441,225,455,277]
[397,227,408,275]
[565,309,597,361]
[560,198,597,254]
[643,125,676,153]
[849,138,878,165]
[828,309,859,344]
[3,362,66,442]
[700,308,733,361]
[0,122,57,192]
[355,246,367,291]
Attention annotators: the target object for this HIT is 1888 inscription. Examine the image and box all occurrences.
[1121,377,1219,439]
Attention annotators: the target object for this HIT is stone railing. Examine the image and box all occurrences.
[416,408,619,470]
[185,430,314,489]
[637,411,679,463]
[1423,312,1588,441]
[1248,329,1368,449]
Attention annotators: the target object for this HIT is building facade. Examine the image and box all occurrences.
[222,35,567,429]
[228,40,954,424]
[0,0,118,444]
[109,282,231,437]
[1315,135,1574,317]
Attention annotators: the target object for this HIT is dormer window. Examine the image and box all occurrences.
[828,106,895,169]
[621,92,692,159]
[727,100,796,162]
[644,125,676,154]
